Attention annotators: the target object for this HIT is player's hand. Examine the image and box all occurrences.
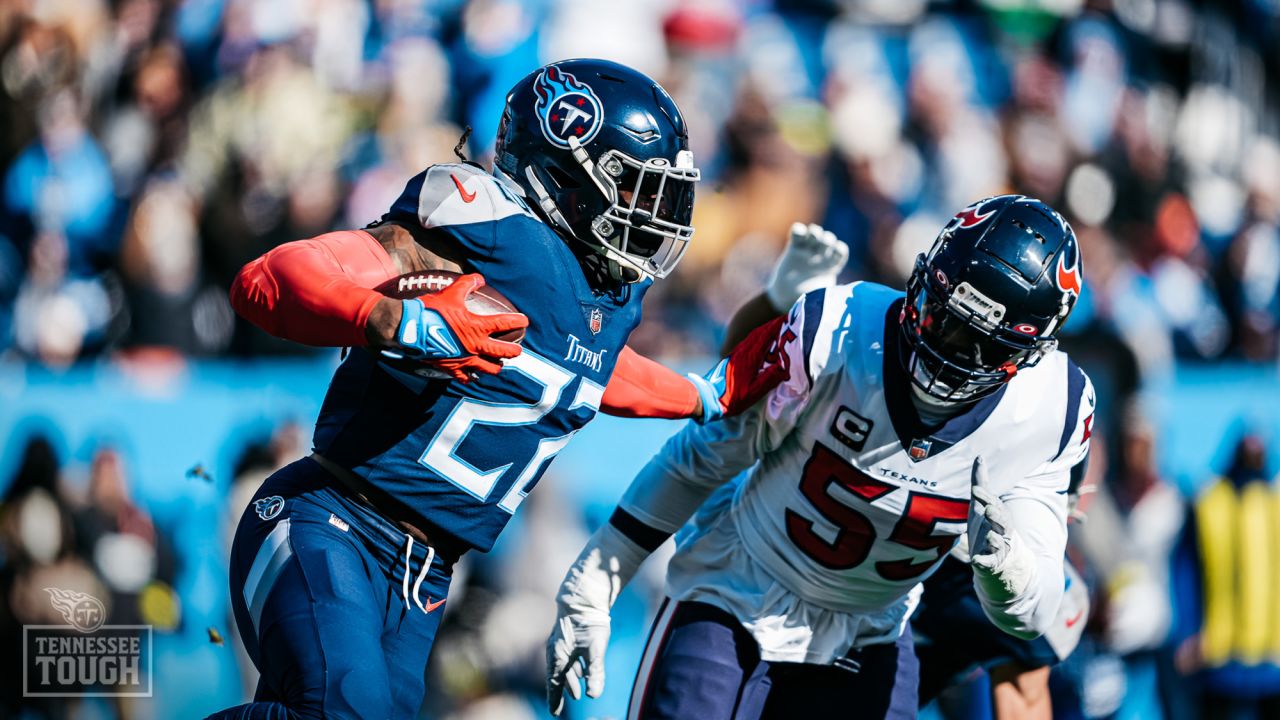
[546,524,646,715]
[384,274,528,382]
[967,458,1035,600]
[766,223,849,311]
[689,315,791,423]
[546,596,611,716]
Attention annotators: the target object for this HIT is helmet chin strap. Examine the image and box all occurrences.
[908,365,970,425]
[523,166,572,231]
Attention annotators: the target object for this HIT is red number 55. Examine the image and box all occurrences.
[784,443,968,580]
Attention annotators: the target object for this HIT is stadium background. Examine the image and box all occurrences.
[1,0,1278,718]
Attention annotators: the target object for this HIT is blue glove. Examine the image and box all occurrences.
[380,298,464,361]
[687,358,729,425]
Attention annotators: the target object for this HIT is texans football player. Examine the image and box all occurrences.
[547,195,1096,718]
[210,59,782,719]
[727,224,1094,719]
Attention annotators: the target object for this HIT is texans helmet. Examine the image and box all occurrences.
[900,195,1083,402]
[494,59,700,283]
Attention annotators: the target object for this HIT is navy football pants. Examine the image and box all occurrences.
[628,599,919,720]
[207,458,452,720]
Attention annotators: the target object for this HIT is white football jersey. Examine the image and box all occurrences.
[626,281,1094,665]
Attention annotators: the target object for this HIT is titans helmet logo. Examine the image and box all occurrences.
[534,66,604,148]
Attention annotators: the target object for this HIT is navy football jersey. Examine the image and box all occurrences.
[313,164,649,551]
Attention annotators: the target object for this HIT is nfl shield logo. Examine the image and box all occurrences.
[908,439,932,462]
[588,307,603,335]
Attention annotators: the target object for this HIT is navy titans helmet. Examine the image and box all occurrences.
[900,195,1083,402]
[494,59,700,283]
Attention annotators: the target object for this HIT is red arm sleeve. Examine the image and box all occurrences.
[229,230,399,347]
[600,346,700,419]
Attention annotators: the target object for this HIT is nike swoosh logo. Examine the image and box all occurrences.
[424,597,446,613]
[427,325,459,356]
[451,174,477,203]
[708,359,727,388]
[1065,608,1085,628]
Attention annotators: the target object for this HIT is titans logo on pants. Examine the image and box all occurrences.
[534,66,603,148]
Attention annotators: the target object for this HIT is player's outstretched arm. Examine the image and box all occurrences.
[720,222,848,355]
[598,222,845,423]
[549,307,820,714]
[600,316,790,423]
[546,409,769,716]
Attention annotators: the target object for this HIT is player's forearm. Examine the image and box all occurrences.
[230,230,401,348]
[600,346,701,420]
[974,496,1067,639]
[616,409,764,538]
[721,292,785,357]
[602,316,791,422]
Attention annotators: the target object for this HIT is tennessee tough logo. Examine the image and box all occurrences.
[534,66,604,148]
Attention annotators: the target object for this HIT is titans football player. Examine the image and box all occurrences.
[211,59,781,719]
[547,196,1095,718]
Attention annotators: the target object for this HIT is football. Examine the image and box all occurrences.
[375,270,525,345]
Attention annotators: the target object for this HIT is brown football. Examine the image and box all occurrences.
[375,270,525,344]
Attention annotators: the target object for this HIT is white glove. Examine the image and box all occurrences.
[766,223,850,311]
[546,522,648,716]
[968,458,1036,602]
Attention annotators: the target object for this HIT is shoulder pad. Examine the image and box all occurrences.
[414,164,536,229]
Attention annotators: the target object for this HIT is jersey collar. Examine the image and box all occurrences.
[881,298,1008,461]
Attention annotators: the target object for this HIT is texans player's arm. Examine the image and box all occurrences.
[230,223,462,348]
[972,366,1095,640]
[547,291,828,711]
[720,222,849,356]
[601,223,845,423]
[721,293,784,356]
[614,291,822,542]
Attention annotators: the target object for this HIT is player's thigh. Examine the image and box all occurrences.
[989,663,1052,720]
[380,557,451,716]
[230,488,392,718]
[762,628,918,720]
[628,599,771,720]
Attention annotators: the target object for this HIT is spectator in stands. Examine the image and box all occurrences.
[1172,432,1280,720]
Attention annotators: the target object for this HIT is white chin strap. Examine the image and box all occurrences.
[524,166,572,232]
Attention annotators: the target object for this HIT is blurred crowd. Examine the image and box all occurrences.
[0,0,1278,375]
[3,0,1280,718]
